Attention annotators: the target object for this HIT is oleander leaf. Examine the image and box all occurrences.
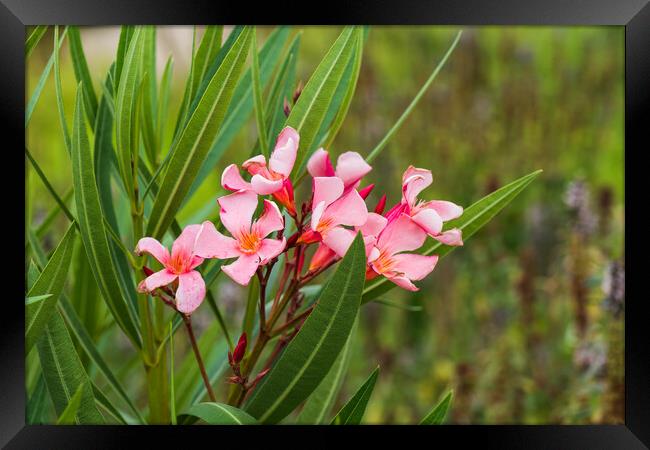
[362,169,543,303]
[55,384,85,424]
[244,233,366,424]
[25,224,76,353]
[420,390,453,425]
[297,317,357,424]
[71,84,142,347]
[181,402,257,425]
[37,310,104,424]
[68,26,98,126]
[146,27,252,239]
[330,365,379,425]
[286,26,361,176]
[25,25,48,58]
[251,28,269,156]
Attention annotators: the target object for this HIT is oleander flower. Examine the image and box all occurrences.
[307,148,372,191]
[135,225,207,315]
[385,166,464,246]
[366,213,439,291]
[194,190,286,286]
[220,126,299,216]
[297,176,368,249]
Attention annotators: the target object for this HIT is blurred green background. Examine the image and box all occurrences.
[26,26,624,424]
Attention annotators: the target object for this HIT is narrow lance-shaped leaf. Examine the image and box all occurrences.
[146,27,253,239]
[181,403,257,425]
[244,233,367,424]
[331,366,379,425]
[366,31,462,163]
[25,25,48,57]
[37,309,104,424]
[361,169,543,303]
[71,83,142,347]
[68,26,98,126]
[187,26,290,199]
[53,26,71,153]
[114,26,135,94]
[286,26,360,176]
[297,316,357,424]
[251,28,269,156]
[420,390,453,425]
[55,384,85,425]
[115,27,145,200]
[26,223,77,353]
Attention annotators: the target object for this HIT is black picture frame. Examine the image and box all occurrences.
[3,0,648,447]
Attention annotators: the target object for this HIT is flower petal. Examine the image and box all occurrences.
[251,174,284,195]
[194,221,241,259]
[401,166,432,206]
[253,200,285,238]
[221,164,252,192]
[218,190,258,237]
[321,188,368,228]
[411,208,443,236]
[391,253,439,281]
[433,228,464,246]
[221,254,260,286]
[135,237,170,265]
[269,126,299,176]
[307,148,335,178]
[309,243,337,271]
[387,275,419,291]
[359,212,388,239]
[377,213,427,255]
[242,154,267,175]
[312,176,343,210]
[335,151,372,189]
[426,200,464,221]
[310,201,327,232]
[138,269,177,293]
[257,237,286,263]
[171,224,202,260]
[322,226,356,257]
[175,270,206,314]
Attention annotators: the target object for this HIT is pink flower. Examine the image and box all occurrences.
[385,166,464,246]
[223,126,299,216]
[135,225,207,315]
[318,212,388,261]
[307,149,372,191]
[297,176,368,249]
[194,190,286,286]
[367,213,439,291]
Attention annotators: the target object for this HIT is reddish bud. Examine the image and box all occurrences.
[250,368,270,389]
[374,194,387,215]
[292,80,304,104]
[286,231,300,248]
[296,229,321,245]
[358,184,375,200]
[232,333,247,364]
[283,98,291,117]
[143,266,155,277]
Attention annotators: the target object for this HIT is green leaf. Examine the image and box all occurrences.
[331,366,379,425]
[286,27,361,176]
[297,317,356,424]
[71,83,142,347]
[27,374,49,424]
[156,56,174,154]
[92,382,128,424]
[114,26,135,94]
[146,27,253,239]
[53,26,71,153]
[26,25,48,57]
[25,28,67,127]
[187,26,290,200]
[251,28,269,156]
[114,26,145,199]
[59,299,145,423]
[68,26,98,126]
[366,31,462,163]
[244,233,366,424]
[181,402,257,425]
[56,384,85,424]
[37,310,104,424]
[361,169,543,303]
[25,294,53,306]
[420,390,453,425]
[188,26,223,107]
[26,224,77,353]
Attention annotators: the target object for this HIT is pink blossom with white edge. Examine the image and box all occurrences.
[307,148,372,191]
[135,225,207,315]
[194,190,286,286]
[385,166,464,246]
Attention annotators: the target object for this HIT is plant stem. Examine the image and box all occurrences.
[182,314,216,402]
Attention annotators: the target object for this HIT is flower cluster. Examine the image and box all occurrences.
[135,126,464,314]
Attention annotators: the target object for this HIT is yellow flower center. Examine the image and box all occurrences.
[238,230,262,254]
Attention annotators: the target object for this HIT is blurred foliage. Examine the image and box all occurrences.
[26,25,624,424]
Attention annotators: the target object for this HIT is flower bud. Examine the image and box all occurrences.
[292,80,304,104]
[232,333,247,364]
[283,98,291,117]
[374,194,387,215]
[143,266,155,277]
[358,184,375,200]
